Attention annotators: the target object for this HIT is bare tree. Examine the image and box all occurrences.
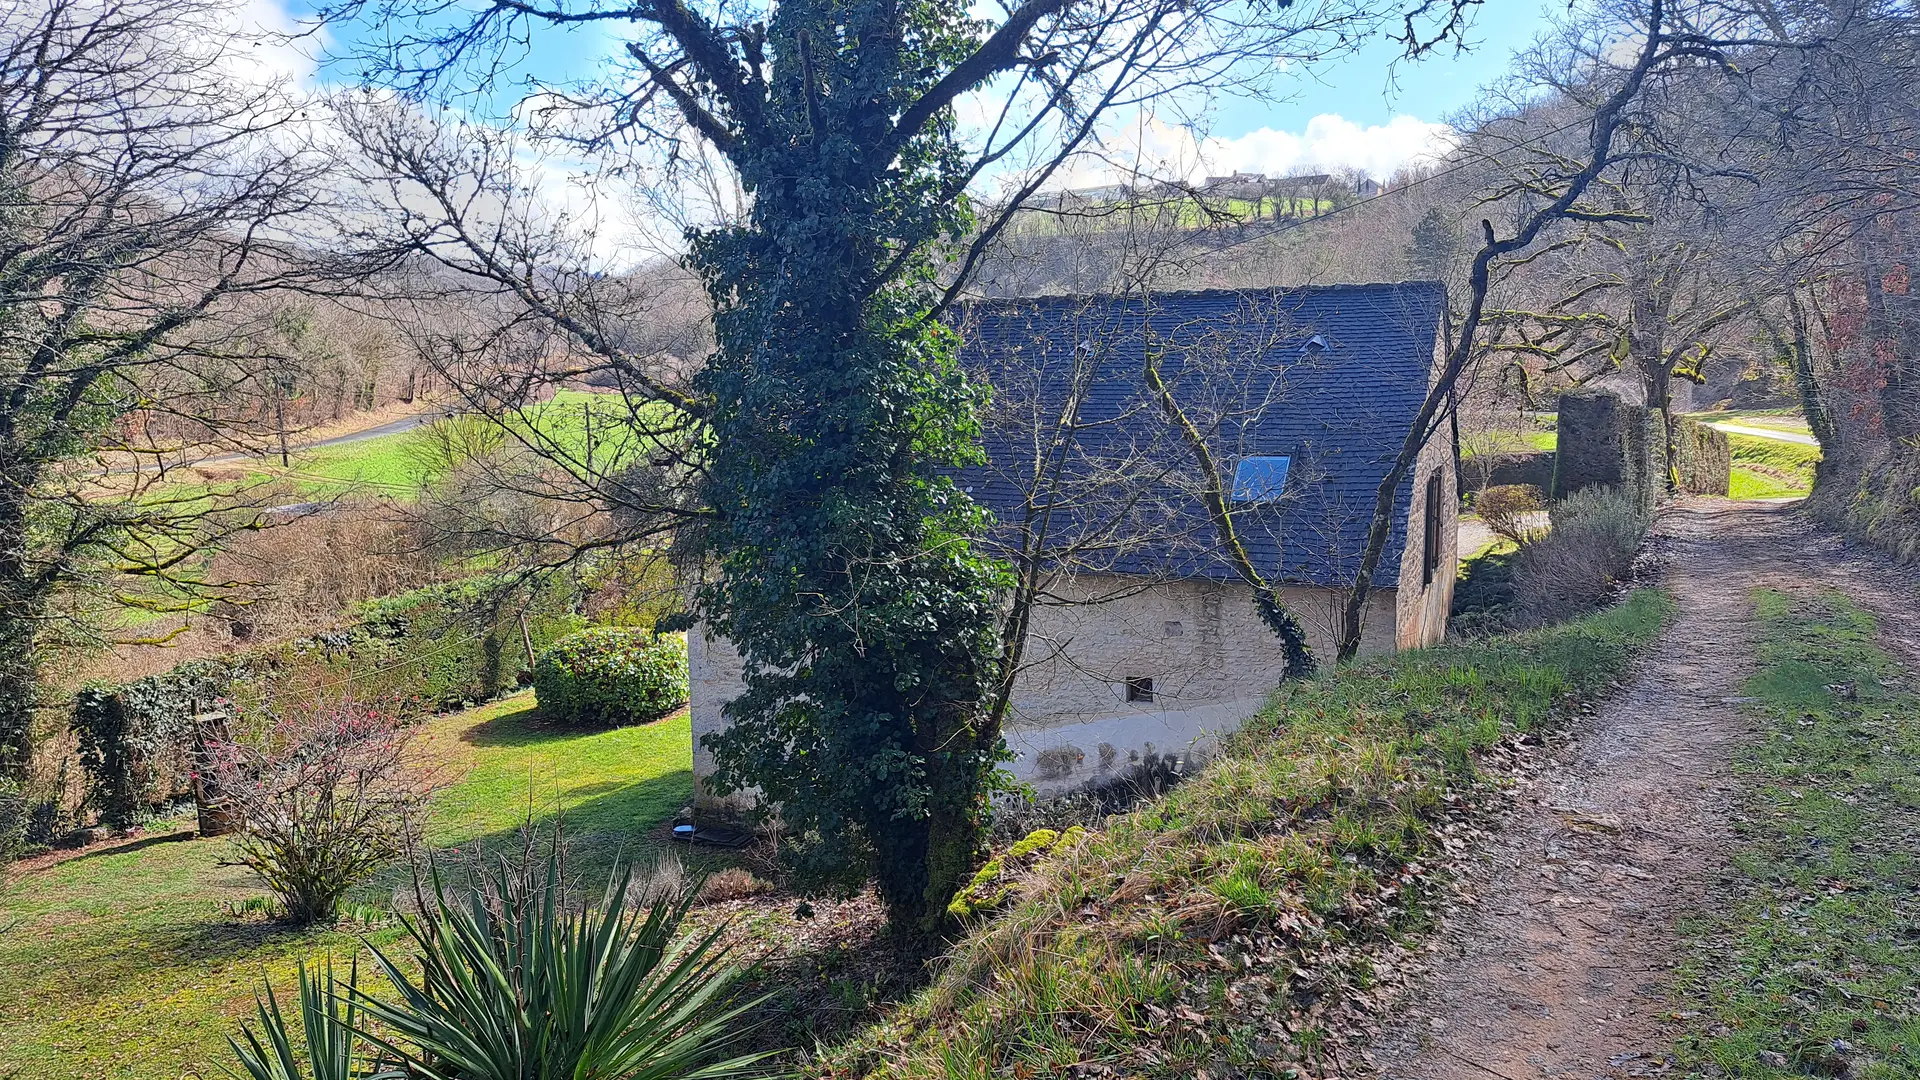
[0,0,333,774]
[1336,0,1814,660]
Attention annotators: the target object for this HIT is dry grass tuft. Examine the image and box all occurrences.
[698,866,771,902]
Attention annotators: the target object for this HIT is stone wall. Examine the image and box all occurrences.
[689,580,1402,808]
[1552,388,1667,512]
[1671,417,1731,496]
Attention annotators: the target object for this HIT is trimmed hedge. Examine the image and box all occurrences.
[67,572,587,825]
[532,629,688,728]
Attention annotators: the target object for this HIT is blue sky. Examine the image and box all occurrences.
[1219,5,1551,134]
[286,0,1553,177]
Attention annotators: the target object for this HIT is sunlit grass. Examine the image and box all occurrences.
[1672,590,1920,1079]
[0,693,694,1080]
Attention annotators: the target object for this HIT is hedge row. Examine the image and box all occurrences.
[70,572,587,825]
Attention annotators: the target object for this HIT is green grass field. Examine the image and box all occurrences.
[1461,429,1557,459]
[1726,431,1821,498]
[1674,590,1920,1078]
[267,391,686,498]
[0,694,696,1080]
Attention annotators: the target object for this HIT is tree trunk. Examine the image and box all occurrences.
[0,475,40,779]
[1785,287,1838,450]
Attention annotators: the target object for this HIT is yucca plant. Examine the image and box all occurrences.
[229,855,772,1080]
[229,958,391,1080]
[362,853,767,1080]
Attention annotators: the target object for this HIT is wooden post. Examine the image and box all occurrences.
[189,712,241,838]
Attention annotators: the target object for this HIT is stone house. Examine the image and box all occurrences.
[690,282,1457,805]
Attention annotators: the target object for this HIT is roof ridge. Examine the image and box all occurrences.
[959,281,1446,308]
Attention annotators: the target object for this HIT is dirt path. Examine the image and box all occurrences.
[1368,499,1920,1080]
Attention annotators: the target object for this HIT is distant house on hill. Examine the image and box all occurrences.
[689,282,1457,803]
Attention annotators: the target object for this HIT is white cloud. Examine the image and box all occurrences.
[1037,111,1457,194]
[1196,114,1457,181]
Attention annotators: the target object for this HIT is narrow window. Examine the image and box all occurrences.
[1125,676,1154,704]
[1422,471,1443,585]
[1231,456,1292,503]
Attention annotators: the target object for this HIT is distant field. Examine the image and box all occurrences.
[1462,428,1557,459]
[270,390,685,498]
[1726,431,1820,498]
[1688,408,1812,436]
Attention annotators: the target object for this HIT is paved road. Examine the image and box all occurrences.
[1705,421,1820,446]
[188,409,443,469]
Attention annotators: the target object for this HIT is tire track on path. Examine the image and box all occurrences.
[1368,500,1918,1080]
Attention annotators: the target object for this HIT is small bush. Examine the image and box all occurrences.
[1474,483,1547,545]
[533,628,688,727]
[1512,486,1651,626]
[699,867,772,902]
[208,702,435,924]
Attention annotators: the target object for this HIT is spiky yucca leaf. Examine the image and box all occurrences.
[354,853,772,1080]
[229,958,388,1080]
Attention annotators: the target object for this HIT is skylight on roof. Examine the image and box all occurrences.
[1231,456,1291,503]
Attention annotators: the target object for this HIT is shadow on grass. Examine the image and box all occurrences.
[29,826,196,873]
[370,768,697,904]
[458,703,690,748]
[731,920,941,1060]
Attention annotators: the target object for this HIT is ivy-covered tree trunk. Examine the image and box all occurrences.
[0,465,42,779]
[687,9,1012,933]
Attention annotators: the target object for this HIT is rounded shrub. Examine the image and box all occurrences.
[533,628,689,727]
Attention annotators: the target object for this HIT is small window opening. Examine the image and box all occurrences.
[1422,471,1443,586]
[1163,620,1184,637]
[1125,676,1155,704]
[1231,456,1292,503]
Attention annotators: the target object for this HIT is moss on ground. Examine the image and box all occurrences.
[829,590,1674,1080]
[1672,590,1920,1079]
[0,694,694,1080]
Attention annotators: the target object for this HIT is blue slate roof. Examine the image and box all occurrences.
[954,282,1446,588]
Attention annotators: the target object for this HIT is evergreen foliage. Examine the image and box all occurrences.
[1406,205,1460,281]
[533,628,689,727]
[688,0,1013,937]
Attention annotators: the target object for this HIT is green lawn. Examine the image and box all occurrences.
[1730,466,1807,499]
[1725,432,1821,499]
[1673,590,1920,1078]
[1462,429,1557,459]
[0,694,695,1080]
[263,391,688,499]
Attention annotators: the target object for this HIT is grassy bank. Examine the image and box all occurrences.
[1728,433,1820,499]
[1673,590,1920,1079]
[833,589,1674,1080]
[0,695,696,1080]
